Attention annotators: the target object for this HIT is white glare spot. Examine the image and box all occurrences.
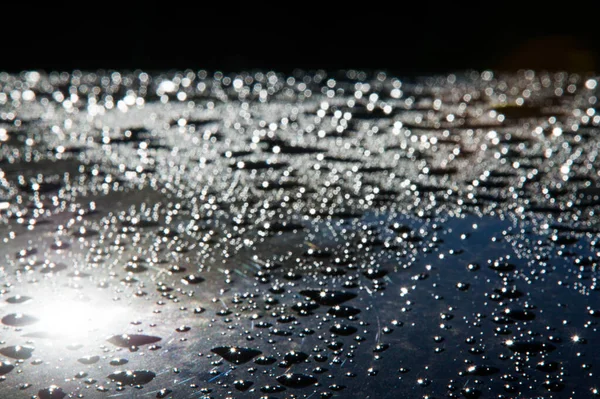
[585,79,597,90]
[158,80,176,94]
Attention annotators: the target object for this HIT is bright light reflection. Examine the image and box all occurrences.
[36,299,124,340]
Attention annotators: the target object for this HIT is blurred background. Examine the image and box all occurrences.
[3,7,599,74]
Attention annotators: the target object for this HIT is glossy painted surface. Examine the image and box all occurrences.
[0,70,599,398]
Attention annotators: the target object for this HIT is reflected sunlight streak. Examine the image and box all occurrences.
[36,299,124,340]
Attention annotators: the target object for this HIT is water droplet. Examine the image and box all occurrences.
[276,373,317,388]
[38,386,66,399]
[107,334,161,348]
[299,289,356,306]
[109,358,129,366]
[78,356,100,365]
[0,345,34,359]
[108,370,156,385]
[233,380,253,391]
[0,362,14,376]
[5,295,32,304]
[1,313,38,327]
[211,346,262,364]
[330,324,357,336]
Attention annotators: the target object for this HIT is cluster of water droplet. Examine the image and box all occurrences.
[0,69,599,398]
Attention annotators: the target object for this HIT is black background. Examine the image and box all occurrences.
[3,7,600,74]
